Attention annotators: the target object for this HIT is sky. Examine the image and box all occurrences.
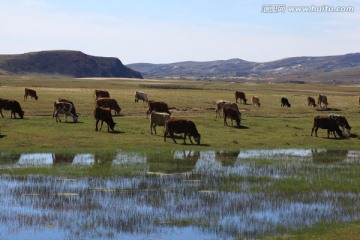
[1,0,360,64]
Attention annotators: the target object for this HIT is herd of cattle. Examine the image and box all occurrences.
[0,88,356,144]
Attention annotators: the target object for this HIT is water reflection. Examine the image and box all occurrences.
[1,149,360,239]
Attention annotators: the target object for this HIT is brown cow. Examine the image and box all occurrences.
[164,118,201,145]
[307,96,317,107]
[223,107,241,126]
[311,116,343,138]
[252,96,261,107]
[235,91,247,104]
[94,90,110,99]
[24,88,38,100]
[147,101,171,118]
[317,94,328,109]
[94,107,116,132]
[96,98,121,115]
[0,98,24,119]
[215,100,239,118]
[53,101,78,123]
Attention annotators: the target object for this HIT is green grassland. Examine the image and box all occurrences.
[1,75,360,153]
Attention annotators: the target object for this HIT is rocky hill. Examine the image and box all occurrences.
[0,50,143,78]
[128,53,360,84]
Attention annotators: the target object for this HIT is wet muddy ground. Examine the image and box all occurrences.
[0,149,359,239]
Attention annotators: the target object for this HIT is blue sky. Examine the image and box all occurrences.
[1,0,359,64]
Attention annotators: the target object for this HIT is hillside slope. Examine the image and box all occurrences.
[0,50,143,78]
[128,53,360,84]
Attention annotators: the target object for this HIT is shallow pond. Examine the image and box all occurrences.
[0,149,360,239]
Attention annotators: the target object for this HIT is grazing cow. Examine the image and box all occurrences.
[147,101,171,118]
[311,116,343,138]
[134,91,148,103]
[215,100,239,118]
[281,97,291,107]
[252,96,261,107]
[150,111,170,135]
[235,91,247,104]
[307,96,317,107]
[317,94,328,109]
[96,98,121,115]
[223,107,241,126]
[94,107,116,132]
[94,90,110,99]
[53,101,78,123]
[328,113,352,135]
[24,88,38,100]
[164,118,201,145]
[0,98,24,119]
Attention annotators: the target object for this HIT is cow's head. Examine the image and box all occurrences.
[194,134,201,145]
[109,122,116,132]
[35,96,38,100]
[19,110,24,119]
[73,114,79,123]
[244,98,247,104]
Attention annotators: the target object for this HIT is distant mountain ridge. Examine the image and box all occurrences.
[0,50,143,78]
[127,53,360,84]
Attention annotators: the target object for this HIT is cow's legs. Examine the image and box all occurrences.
[224,116,227,126]
[0,110,3,118]
[95,119,99,131]
[188,134,194,144]
[99,120,104,130]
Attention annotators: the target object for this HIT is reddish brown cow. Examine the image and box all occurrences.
[94,107,116,132]
[94,90,110,99]
[311,116,343,138]
[24,88,38,100]
[307,96,317,107]
[223,107,241,126]
[164,118,201,145]
[147,101,171,118]
[235,91,247,104]
[0,98,24,119]
[96,98,121,115]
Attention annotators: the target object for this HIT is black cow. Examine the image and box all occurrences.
[281,97,291,107]
[311,116,343,138]
[0,98,24,119]
[164,118,201,145]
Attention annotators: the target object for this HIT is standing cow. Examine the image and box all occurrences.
[0,98,24,119]
[150,111,170,135]
[281,97,291,107]
[307,96,317,107]
[328,113,351,136]
[24,88,38,100]
[223,107,241,126]
[53,101,78,123]
[215,100,239,118]
[252,96,261,107]
[96,98,121,115]
[147,101,171,118]
[94,90,110,99]
[311,116,343,138]
[164,118,201,145]
[94,107,116,132]
[235,91,247,104]
[317,94,328,109]
[134,91,148,103]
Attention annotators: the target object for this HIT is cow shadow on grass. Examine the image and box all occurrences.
[0,134,6,138]
[349,133,358,138]
[110,130,124,134]
[225,125,249,130]
[316,107,341,112]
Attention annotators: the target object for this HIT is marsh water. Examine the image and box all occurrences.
[0,149,360,239]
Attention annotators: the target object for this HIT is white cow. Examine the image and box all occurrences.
[53,101,78,123]
[150,111,171,135]
[134,91,148,103]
